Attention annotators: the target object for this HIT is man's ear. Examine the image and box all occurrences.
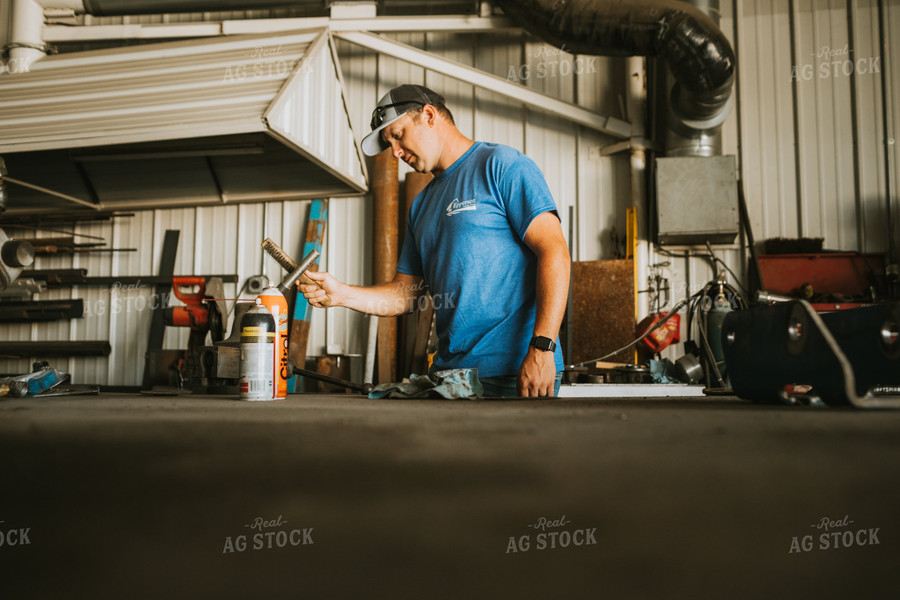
[423,104,438,127]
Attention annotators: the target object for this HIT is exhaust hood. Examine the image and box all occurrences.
[0,27,368,214]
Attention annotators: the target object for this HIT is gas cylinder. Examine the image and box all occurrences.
[705,282,733,385]
[239,298,275,401]
[258,286,289,399]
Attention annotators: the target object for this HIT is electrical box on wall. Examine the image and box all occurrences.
[655,155,739,245]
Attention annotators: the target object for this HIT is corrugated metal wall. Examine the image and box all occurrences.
[2,1,897,384]
[730,0,897,253]
[649,0,898,361]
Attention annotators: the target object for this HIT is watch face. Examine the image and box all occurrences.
[532,336,555,351]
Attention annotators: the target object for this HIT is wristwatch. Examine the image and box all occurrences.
[530,335,557,352]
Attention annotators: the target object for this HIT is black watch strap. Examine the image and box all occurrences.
[530,335,557,352]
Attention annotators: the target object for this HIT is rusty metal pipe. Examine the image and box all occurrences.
[373,149,399,384]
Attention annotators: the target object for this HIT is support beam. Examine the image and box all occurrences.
[43,22,224,41]
[42,15,518,42]
[227,15,516,35]
[34,0,84,9]
[335,31,632,138]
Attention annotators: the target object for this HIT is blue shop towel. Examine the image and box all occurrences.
[649,359,681,384]
[369,368,484,399]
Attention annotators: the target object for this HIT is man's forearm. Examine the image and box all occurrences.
[518,241,570,396]
[342,280,421,316]
[532,245,570,341]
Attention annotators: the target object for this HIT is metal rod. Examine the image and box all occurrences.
[0,225,106,241]
[20,270,238,287]
[0,299,84,323]
[0,341,110,358]
[292,366,372,395]
[261,237,331,306]
[1,175,102,210]
[364,315,378,386]
[277,249,319,295]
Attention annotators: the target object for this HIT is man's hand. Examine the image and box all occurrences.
[298,271,424,316]
[298,270,346,309]
[517,346,557,397]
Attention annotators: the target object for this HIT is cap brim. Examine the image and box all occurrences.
[361,112,404,157]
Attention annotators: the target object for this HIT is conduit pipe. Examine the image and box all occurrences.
[9,0,47,70]
[626,56,650,320]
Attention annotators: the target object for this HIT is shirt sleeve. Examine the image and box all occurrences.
[496,152,559,241]
[396,226,424,277]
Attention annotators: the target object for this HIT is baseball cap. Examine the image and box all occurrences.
[361,84,445,156]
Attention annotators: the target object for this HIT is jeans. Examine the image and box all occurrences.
[479,372,563,398]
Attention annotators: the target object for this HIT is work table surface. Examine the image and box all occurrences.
[1,393,898,599]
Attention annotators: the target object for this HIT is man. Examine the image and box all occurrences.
[300,84,570,397]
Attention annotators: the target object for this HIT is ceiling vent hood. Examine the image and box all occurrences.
[0,28,368,214]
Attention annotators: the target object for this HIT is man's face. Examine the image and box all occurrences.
[380,109,437,173]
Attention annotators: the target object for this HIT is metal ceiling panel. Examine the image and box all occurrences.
[0,30,318,151]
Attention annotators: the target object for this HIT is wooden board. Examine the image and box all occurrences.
[287,199,328,392]
[570,259,636,365]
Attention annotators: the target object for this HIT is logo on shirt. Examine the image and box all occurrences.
[446,197,477,216]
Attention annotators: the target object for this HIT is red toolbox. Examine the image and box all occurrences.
[758,253,884,310]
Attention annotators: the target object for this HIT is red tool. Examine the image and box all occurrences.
[166,277,210,329]
[637,311,681,353]
[163,277,225,354]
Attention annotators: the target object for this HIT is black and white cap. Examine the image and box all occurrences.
[361,84,445,157]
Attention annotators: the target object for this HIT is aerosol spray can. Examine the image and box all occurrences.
[239,298,275,401]
[258,285,289,399]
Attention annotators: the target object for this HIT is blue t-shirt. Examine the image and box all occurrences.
[397,141,565,378]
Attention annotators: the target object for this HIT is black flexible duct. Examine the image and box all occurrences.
[494,0,735,123]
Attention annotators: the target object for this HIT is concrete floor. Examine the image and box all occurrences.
[1,392,899,599]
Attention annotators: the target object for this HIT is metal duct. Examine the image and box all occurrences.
[494,0,735,130]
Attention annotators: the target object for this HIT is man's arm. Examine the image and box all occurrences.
[300,270,425,317]
[517,211,571,397]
